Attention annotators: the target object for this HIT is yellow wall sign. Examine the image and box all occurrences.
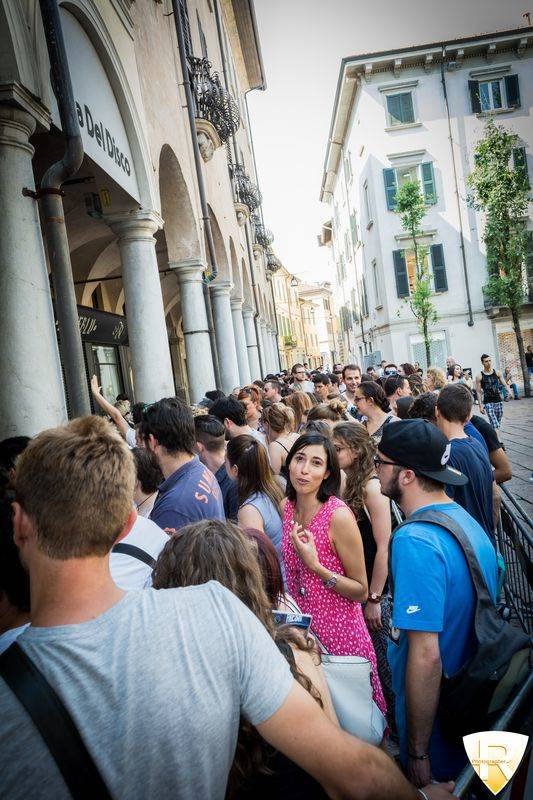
[463,731,529,795]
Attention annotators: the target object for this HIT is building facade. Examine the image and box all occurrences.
[0,0,281,437]
[320,27,533,378]
[297,282,339,370]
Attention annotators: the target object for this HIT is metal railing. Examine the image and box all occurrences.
[231,163,262,212]
[497,485,533,636]
[188,56,240,143]
[454,486,533,797]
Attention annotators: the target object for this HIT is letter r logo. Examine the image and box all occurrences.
[463,731,528,795]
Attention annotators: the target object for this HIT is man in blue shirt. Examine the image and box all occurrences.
[194,414,239,520]
[377,419,498,786]
[141,398,224,531]
[436,384,495,544]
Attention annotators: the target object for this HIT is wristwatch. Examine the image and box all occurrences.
[323,573,338,590]
[368,592,382,604]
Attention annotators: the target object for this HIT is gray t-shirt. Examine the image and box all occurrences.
[0,583,293,799]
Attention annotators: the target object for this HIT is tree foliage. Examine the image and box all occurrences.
[395,180,438,367]
[468,119,531,395]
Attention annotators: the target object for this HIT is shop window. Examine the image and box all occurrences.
[92,345,124,405]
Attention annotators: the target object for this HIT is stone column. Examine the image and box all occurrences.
[107,211,174,403]
[242,305,261,381]
[230,296,251,386]
[169,260,216,403]
[0,105,67,437]
[210,280,241,393]
[258,319,270,377]
[270,329,280,373]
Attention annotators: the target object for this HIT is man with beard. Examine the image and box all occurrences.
[375,420,497,787]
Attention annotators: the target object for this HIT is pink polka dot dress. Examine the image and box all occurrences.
[282,495,387,719]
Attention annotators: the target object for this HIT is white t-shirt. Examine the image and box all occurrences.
[109,515,169,591]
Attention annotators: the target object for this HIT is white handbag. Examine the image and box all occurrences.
[320,653,387,746]
[282,594,387,746]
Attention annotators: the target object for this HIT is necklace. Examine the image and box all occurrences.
[136,491,156,512]
[292,500,322,597]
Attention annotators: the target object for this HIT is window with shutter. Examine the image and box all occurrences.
[393,250,410,298]
[386,92,415,126]
[179,0,193,59]
[197,12,208,59]
[361,277,369,317]
[513,147,530,189]
[504,74,521,109]
[421,162,437,204]
[383,168,397,210]
[468,80,481,113]
[350,211,359,245]
[431,244,448,292]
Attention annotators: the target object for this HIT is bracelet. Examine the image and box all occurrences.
[418,791,430,800]
[408,752,429,760]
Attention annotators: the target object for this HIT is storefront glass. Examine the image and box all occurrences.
[92,345,123,404]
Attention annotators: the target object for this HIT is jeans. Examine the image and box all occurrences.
[501,383,519,400]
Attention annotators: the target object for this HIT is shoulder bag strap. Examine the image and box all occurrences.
[0,643,112,799]
[389,510,499,641]
[112,542,156,568]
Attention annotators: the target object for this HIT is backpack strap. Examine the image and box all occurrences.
[112,542,156,568]
[388,509,499,642]
[0,643,112,799]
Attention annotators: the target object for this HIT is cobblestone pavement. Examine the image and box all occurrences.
[493,395,533,515]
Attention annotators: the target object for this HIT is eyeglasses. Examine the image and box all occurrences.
[373,455,409,469]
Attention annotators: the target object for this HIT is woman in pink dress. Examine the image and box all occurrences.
[281,432,387,719]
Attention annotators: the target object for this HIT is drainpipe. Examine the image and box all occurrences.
[441,47,474,326]
[171,0,221,388]
[37,0,90,417]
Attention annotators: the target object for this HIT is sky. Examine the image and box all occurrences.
[247,0,530,283]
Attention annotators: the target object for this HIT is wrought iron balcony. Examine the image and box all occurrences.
[266,250,281,273]
[188,57,240,143]
[251,215,274,248]
[231,163,262,213]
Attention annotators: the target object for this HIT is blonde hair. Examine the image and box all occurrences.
[15,416,135,559]
[283,391,313,429]
[307,398,348,423]
[262,403,295,434]
[427,366,447,391]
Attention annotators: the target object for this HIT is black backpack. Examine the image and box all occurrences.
[389,509,531,744]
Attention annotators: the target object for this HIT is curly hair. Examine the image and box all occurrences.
[426,366,447,391]
[332,422,376,515]
[152,519,323,796]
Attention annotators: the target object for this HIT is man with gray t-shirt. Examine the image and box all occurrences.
[0,416,450,800]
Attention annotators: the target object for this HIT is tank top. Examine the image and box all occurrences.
[480,370,501,404]
[242,492,283,552]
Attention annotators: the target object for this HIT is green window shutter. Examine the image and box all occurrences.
[383,168,398,210]
[513,147,530,189]
[400,92,415,124]
[421,162,437,204]
[393,250,409,298]
[468,80,481,113]
[504,74,521,109]
[387,94,402,124]
[431,244,448,292]
[350,211,359,245]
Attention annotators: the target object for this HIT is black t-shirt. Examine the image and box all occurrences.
[526,351,533,368]
[470,414,501,453]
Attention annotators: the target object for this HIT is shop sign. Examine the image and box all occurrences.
[77,306,129,346]
[51,9,140,201]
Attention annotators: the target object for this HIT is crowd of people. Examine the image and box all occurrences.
[0,349,523,800]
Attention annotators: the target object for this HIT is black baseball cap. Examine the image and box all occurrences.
[379,419,468,486]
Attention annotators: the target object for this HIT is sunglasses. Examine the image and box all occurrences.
[141,402,156,421]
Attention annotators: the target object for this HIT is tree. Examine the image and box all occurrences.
[468,119,531,397]
[395,180,438,368]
